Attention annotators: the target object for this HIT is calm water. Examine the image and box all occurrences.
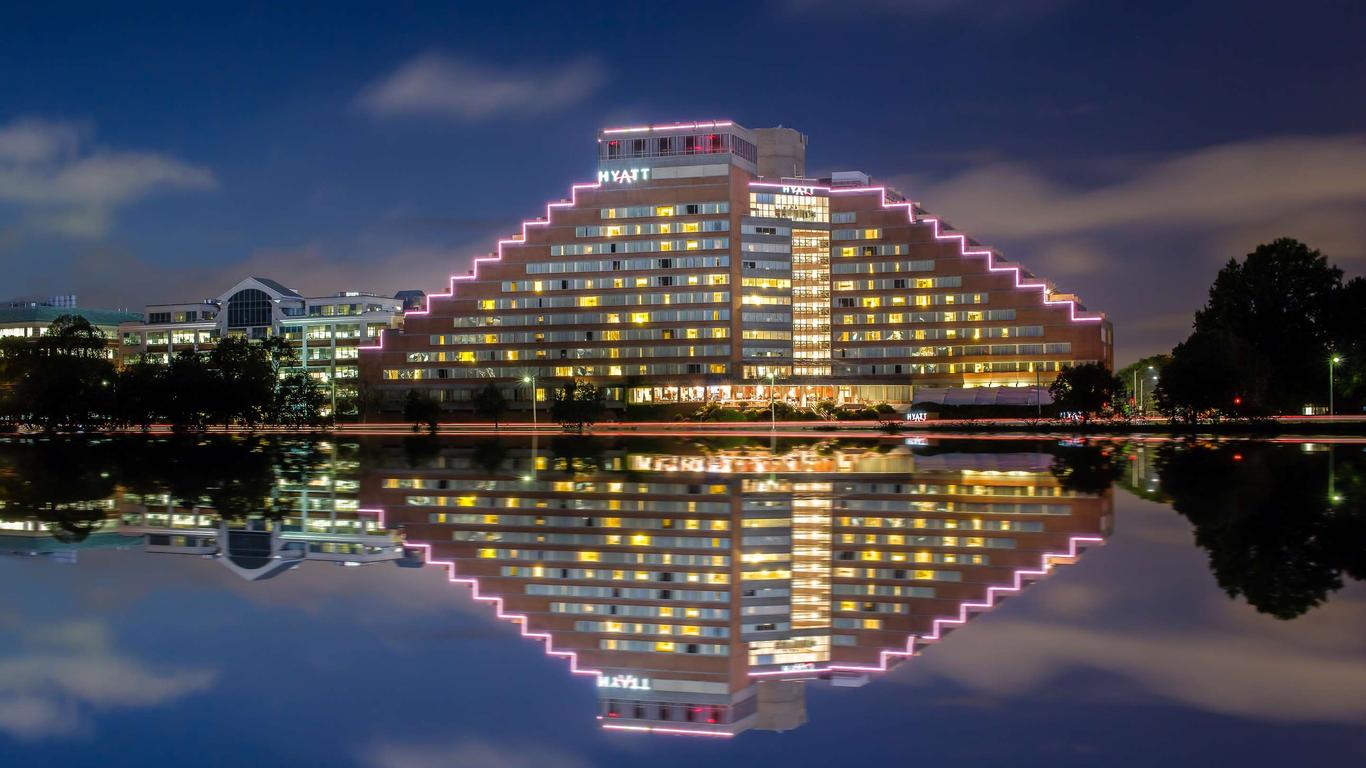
[1,435,1364,767]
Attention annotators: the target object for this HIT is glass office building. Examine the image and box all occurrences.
[118,277,410,416]
[363,121,1112,412]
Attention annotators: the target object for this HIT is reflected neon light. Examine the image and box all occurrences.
[748,534,1104,678]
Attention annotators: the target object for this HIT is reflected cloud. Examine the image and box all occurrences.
[364,739,589,768]
[908,600,1366,725]
[0,620,216,740]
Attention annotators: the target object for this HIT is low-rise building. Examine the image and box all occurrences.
[117,277,413,416]
[0,301,143,361]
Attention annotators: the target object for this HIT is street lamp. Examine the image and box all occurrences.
[522,374,537,429]
[1329,356,1341,417]
[767,371,777,431]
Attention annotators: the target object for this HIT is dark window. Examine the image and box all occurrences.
[149,312,171,324]
[226,289,273,328]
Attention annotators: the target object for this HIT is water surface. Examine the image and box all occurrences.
[2,435,1363,766]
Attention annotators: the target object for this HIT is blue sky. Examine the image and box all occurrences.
[2,0,1365,362]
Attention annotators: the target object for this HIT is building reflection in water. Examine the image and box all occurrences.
[0,438,1110,736]
[362,440,1112,737]
[0,441,416,577]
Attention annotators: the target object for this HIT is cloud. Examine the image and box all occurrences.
[910,134,1366,245]
[893,134,1366,362]
[0,619,217,740]
[357,53,606,121]
[897,498,1366,726]
[364,739,589,768]
[0,117,216,239]
[913,607,1366,725]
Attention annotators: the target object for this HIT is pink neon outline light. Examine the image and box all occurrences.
[358,182,602,354]
[601,120,734,135]
[746,534,1105,678]
[360,507,603,678]
[600,723,734,738]
[750,181,1103,324]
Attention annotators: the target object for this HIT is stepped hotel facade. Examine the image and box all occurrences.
[362,120,1111,411]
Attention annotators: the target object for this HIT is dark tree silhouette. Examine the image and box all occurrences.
[1049,363,1123,423]
[1156,443,1366,619]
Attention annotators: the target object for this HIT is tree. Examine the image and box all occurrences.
[472,381,509,427]
[1048,363,1122,424]
[1155,330,1270,423]
[8,316,117,432]
[1116,354,1172,415]
[549,379,604,434]
[274,372,328,429]
[208,336,275,428]
[113,356,166,430]
[403,389,441,433]
[164,350,214,432]
[1327,276,1366,411]
[1193,238,1342,412]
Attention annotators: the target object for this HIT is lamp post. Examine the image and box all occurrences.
[522,374,537,430]
[1141,365,1155,417]
[1330,356,1341,417]
[767,372,777,432]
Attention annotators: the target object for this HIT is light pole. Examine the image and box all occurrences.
[1141,365,1155,417]
[767,372,777,432]
[522,374,537,430]
[1329,356,1341,417]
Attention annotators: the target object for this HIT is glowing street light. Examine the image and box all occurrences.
[767,372,777,432]
[1329,356,1342,417]
[522,374,537,429]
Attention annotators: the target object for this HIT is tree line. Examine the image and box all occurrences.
[1062,238,1365,424]
[0,315,328,432]
[1154,238,1365,421]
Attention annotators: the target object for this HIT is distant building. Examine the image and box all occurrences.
[117,277,404,416]
[394,290,427,312]
[362,119,1112,415]
[5,293,79,309]
[0,305,143,363]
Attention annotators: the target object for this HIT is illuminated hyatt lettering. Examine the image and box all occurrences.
[780,184,816,196]
[597,167,652,184]
[597,674,653,690]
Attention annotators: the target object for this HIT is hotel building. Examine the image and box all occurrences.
[363,120,1112,413]
[118,277,413,416]
[363,439,1111,736]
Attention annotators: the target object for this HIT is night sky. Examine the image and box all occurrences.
[3,0,1365,363]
